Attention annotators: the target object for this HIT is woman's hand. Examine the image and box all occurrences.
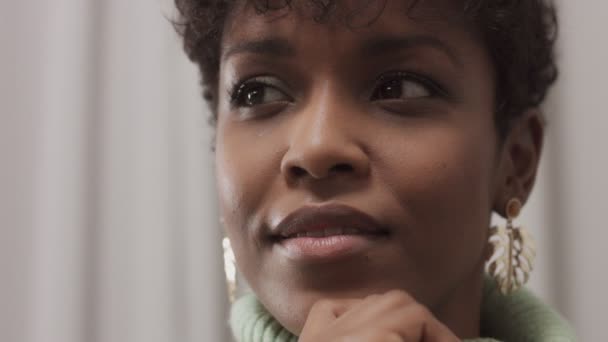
[298,290,460,342]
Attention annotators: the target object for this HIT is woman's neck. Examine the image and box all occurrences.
[432,267,484,339]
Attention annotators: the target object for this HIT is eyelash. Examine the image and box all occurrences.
[372,71,448,99]
[228,71,447,107]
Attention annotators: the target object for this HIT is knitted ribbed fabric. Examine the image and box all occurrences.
[230,278,575,342]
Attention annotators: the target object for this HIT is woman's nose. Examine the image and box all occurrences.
[280,109,370,184]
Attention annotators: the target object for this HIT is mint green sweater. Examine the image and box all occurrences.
[229,278,575,342]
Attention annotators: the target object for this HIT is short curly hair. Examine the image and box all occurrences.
[173,0,558,137]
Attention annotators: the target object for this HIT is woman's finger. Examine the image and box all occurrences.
[299,298,360,338]
[386,304,460,342]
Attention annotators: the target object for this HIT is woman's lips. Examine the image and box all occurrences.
[277,234,386,262]
[269,204,390,262]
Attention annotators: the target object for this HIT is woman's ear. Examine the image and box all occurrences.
[493,109,545,216]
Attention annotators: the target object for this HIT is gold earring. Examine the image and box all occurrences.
[222,237,237,303]
[485,198,536,295]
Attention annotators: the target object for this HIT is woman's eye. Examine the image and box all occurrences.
[371,74,438,101]
[231,80,291,107]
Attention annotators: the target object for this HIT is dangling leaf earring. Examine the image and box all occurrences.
[223,236,237,303]
[485,198,536,295]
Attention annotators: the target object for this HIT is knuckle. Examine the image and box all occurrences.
[384,289,413,305]
[340,330,400,342]
[364,293,381,301]
[310,298,333,312]
[408,303,432,320]
[385,332,403,342]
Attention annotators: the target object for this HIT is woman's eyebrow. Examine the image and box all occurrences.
[359,34,463,68]
[222,37,295,61]
[221,35,461,67]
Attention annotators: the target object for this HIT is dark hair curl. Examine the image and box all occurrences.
[173,0,558,137]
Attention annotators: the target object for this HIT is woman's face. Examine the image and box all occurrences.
[216,0,501,334]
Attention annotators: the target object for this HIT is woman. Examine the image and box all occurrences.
[174,0,574,340]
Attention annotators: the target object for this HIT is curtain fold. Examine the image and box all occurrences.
[5,1,227,341]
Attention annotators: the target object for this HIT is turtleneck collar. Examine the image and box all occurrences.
[229,278,575,342]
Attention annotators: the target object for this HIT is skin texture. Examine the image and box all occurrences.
[214,0,544,339]
[298,290,460,341]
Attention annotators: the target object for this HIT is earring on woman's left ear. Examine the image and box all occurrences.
[223,236,237,303]
[485,198,536,295]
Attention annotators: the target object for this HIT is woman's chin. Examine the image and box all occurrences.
[255,272,415,335]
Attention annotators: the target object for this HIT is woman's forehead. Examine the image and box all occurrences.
[221,0,473,64]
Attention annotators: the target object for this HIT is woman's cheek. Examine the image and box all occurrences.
[215,121,286,242]
[380,127,492,251]
[215,131,261,278]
